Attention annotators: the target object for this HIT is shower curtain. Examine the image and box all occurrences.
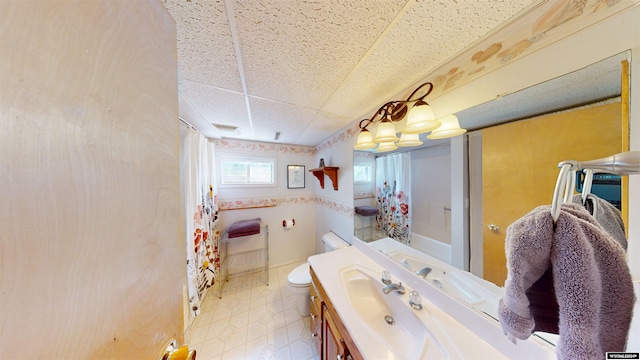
[376,152,411,245]
[180,126,220,316]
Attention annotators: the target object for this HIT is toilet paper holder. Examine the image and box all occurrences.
[282,219,295,227]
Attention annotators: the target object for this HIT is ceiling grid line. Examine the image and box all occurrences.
[223,0,254,136]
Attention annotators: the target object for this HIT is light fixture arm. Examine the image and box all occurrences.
[405,82,433,103]
[357,82,435,131]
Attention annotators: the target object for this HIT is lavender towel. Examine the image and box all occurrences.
[572,193,627,250]
[227,218,261,238]
[355,206,379,216]
[499,203,634,360]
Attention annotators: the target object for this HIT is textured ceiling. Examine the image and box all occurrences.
[162,0,622,147]
[163,0,539,146]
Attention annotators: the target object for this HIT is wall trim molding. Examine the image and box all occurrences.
[220,194,355,216]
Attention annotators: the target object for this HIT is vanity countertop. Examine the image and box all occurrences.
[309,246,554,359]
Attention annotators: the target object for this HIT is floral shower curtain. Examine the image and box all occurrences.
[180,126,220,316]
[376,152,411,245]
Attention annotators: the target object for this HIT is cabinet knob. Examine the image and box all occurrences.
[311,314,316,319]
[311,333,318,338]
[337,355,342,360]
[488,224,499,232]
[310,295,316,301]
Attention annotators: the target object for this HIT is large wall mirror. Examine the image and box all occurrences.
[352,52,631,341]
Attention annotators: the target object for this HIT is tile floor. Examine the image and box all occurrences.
[186,262,320,360]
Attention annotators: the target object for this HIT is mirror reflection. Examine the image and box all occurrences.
[352,52,631,345]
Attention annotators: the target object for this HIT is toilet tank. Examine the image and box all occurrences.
[322,232,349,252]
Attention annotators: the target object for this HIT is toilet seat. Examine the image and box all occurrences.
[287,263,311,287]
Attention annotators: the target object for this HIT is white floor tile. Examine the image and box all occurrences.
[187,323,209,345]
[271,345,292,360]
[244,335,269,359]
[286,318,311,342]
[230,310,250,328]
[197,337,225,359]
[289,338,316,360]
[221,343,245,360]
[186,262,320,360]
[204,320,229,343]
[222,324,248,351]
[247,321,268,342]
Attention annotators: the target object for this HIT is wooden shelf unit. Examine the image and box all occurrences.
[310,166,339,190]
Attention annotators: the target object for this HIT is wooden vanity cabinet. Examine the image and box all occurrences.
[323,304,349,360]
[310,267,363,360]
[309,280,322,351]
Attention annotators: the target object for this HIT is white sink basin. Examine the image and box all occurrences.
[390,252,484,305]
[309,243,554,360]
[340,265,447,359]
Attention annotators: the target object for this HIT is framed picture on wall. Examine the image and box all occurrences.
[287,165,305,189]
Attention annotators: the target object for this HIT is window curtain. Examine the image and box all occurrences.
[180,125,220,317]
[376,153,411,245]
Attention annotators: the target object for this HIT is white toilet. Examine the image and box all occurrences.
[287,232,350,316]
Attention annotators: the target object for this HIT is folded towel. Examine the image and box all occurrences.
[572,193,627,250]
[227,218,261,238]
[355,206,379,216]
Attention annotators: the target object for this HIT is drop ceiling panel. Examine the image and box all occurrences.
[181,80,250,130]
[232,0,407,109]
[165,0,242,91]
[322,0,537,121]
[295,111,354,146]
[247,97,317,144]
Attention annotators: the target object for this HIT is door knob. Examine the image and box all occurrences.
[488,224,499,232]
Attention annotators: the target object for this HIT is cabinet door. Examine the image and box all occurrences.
[323,305,348,360]
[310,282,322,352]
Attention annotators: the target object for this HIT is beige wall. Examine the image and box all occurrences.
[0,1,182,359]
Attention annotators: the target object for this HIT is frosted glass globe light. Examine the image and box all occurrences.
[396,132,422,147]
[403,101,440,134]
[427,114,467,139]
[373,120,399,143]
[376,141,398,152]
[354,129,376,149]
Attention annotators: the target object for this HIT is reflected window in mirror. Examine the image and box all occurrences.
[354,160,374,184]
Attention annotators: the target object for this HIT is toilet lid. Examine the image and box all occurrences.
[288,263,311,285]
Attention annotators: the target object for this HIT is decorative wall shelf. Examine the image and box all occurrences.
[309,166,339,190]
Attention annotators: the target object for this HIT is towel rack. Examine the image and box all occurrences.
[550,151,640,222]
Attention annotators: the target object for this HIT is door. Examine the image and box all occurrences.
[482,101,623,285]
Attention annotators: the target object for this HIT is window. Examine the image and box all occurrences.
[353,161,373,183]
[220,155,275,186]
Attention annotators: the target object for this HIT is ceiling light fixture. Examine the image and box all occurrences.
[353,82,467,151]
[427,114,466,139]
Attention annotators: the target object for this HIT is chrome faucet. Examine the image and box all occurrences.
[415,267,432,278]
[382,282,405,295]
